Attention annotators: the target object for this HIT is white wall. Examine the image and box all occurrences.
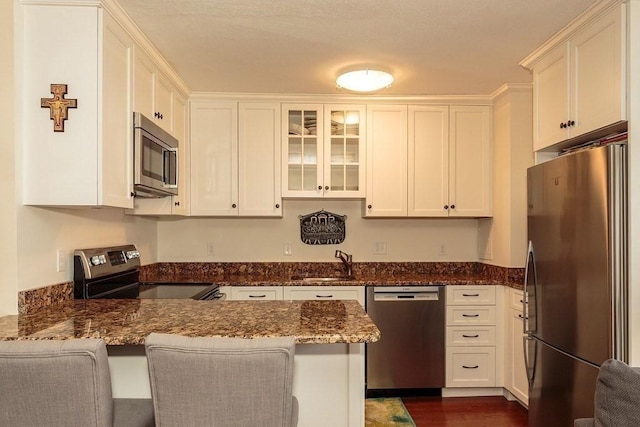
[158,199,479,262]
[16,207,158,292]
[479,84,533,268]
[0,0,18,316]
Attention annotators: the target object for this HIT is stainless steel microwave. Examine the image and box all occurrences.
[133,112,178,198]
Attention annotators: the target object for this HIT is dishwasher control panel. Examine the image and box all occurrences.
[372,286,441,301]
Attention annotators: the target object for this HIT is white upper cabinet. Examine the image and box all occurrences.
[238,103,282,216]
[282,104,365,198]
[448,106,492,217]
[190,100,281,217]
[324,105,366,197]
[22,5,134,208]
[190,101,238,216]
[408,106,449,216]
[133,47,177,135]
[365,105,408,217]
[366,104,491,218]
[527,3,625,150]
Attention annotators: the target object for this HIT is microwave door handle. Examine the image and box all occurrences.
[163,148,178,188]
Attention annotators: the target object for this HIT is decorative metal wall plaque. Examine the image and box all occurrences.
[41,84,77,132]
[299,210,346,245]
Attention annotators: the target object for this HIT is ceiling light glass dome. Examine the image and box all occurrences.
[336,69,394,92]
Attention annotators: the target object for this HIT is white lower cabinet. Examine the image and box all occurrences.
[445,286,498,389]
[505,288,529,405]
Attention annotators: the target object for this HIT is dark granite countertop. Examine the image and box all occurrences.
[0,299,380,345]
[140,262,525,291]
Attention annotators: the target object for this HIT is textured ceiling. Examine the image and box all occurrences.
[117,0,597,95]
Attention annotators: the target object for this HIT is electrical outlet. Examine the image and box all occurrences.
[56,249,68,272]
[374,241,387,255]
[439,244,447,256]
[207,242,215,256]
[284,243,292,256]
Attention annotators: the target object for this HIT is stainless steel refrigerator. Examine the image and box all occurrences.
[525,143,628,426]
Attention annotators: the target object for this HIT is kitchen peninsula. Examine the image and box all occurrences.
[0,298,379,427]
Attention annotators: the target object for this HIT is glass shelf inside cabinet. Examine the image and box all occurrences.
[287,110,319,192]
[329,109,361,192]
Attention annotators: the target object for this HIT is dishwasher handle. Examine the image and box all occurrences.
[372,286,441,301]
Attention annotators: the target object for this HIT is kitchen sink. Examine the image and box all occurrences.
[291,276,356,282]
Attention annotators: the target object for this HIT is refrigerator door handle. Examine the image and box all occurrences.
[524,335,536,389]
[523,240,536,334]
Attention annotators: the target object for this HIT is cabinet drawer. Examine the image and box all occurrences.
[446,306,496,325]
[446,326,496,346]
[446,346,496,387]
[284,286,363,305]
[230,286,283,301]
[447,286,496,305]
[510,289,525,311]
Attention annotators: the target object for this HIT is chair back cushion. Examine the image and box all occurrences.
[594,359,640,427]
[0,339,113,427]
[145,333,296,427]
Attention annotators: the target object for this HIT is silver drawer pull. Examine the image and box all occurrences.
[462,293,480,297]
[315,295,333,298]
[462,365,479,369]
[462,314,480,317]
[518,314,529,319]
[249,294,266,298]
[462,334,479,338]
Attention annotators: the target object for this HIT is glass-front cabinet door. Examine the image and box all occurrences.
[282,103,366,198]
[324,104,365,197]
[282,104,324,197]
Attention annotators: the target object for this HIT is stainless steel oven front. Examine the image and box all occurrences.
[133,112,178,198]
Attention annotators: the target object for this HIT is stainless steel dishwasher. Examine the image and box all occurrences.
[366,286,445,394]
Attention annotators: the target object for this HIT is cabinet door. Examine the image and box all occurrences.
[532,43,569,150]
[509,307,529,403]
[154,73,173,132]
[570,5,625,138]
[190,101,238,215]
[172,94,189,215]
[446,346,496,387]
[408,105,449,217]
[238,103,282,216]
[282,104,324,197]
[132,46,155,120]
[449,106,492,217]
[101,12,134,208]
[365,105,408,217]
[324,105,366,198]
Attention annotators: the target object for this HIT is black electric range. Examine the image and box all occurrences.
[73,244,224,301]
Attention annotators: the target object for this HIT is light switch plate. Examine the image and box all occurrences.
[374,241,387,255]
[56,249,67,272]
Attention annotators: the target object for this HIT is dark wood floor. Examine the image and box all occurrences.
[402,396,528,427]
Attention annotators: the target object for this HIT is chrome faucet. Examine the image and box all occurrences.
[335,250,353,277]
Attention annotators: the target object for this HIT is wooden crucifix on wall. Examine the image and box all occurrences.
[41,84,77,132]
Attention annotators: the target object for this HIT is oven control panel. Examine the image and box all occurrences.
[74,244,142,279]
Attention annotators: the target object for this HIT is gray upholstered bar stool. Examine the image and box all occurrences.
[0,339,154,427]
[145,333,298,427]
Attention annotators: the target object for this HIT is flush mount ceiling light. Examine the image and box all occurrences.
[336,69,394,92]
